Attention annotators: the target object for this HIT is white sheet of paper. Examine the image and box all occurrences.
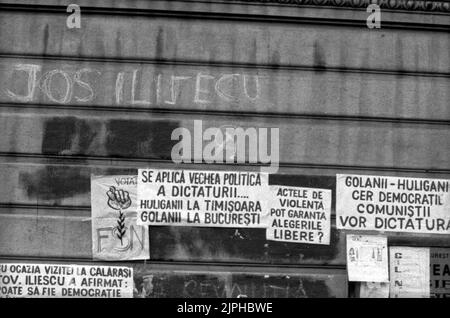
[390,247,430,298]
[346,234,389,282]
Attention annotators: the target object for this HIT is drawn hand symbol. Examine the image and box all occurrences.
[106,186,132,210]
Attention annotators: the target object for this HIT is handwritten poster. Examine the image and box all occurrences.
[359,282,389,298]
[91,175,149,260]
[430,248,450,298]
[0,263,133,298]
[137,169,269,227]
[336,174,450,234]
[390,247,430,298]
[266,185,331,245]
[346,235,388,282]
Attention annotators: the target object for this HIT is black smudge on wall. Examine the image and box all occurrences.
[41,117,180,159]
[41,117,98,155]
[20,117,180,201]
[105,119,180,159]
[19,166,90,201]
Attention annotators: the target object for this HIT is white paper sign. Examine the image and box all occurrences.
[390,247,430,298]
[137,169,269,227]
[346,235,389,282]
[0,263,133,298]
[337,174,450,234]
[91,175,149,260]
[266,185,331,245]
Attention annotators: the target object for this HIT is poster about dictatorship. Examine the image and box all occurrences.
[266,185,331,245]
[336,174,450,235]
[91,175,150,261]
[137,169,269,227]
[0,263,133,298]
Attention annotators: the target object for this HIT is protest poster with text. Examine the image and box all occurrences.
[137,169,269,227]
[336,174,450,234]
[91,175,149,260]
[266,185,331,245]
[430,248,450,298]
[390,247,430,298]
[346,235,389,282]
[0,263,133,298]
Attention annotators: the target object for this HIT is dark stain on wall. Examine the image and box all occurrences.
[41,117,75,154]
[41,117,98,155]
[155,27,164,61]
[42,24,50,55]
[26,117,95,201]
[313,41,326,70]
[105,119,180,159]
[19,166,90,201]
[40,117,180,159]
[24,116,180,201]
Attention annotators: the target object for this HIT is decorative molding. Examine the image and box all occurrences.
[231,0,450,13]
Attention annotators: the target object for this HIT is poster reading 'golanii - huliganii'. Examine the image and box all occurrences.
[337,174,450,235]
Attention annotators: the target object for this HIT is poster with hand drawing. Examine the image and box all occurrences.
[91,175,149,260]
